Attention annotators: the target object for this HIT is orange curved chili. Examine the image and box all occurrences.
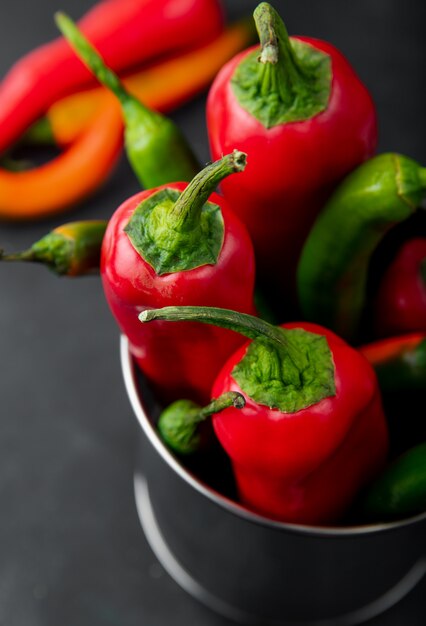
[0,19,255,220]
[0,94,123,220]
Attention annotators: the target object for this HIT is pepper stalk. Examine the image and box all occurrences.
[140,305,336,413]
[55,12,200,188]
[158,392,245,455]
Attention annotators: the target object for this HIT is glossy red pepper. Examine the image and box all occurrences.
[140,306,389,525]
[101,152,257,404]
[0,0,223,155]
[373,238,426,337]
[207,2,377,302]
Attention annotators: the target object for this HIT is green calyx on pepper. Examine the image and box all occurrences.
[141,305,336,413]
[297,152,426,341]
[124,151,247,275]
[158,392,245,455]
[55,12,200,188]
[231,2,331,128]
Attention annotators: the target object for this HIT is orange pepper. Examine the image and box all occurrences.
[0,20,255,220]
[0,94,123,220]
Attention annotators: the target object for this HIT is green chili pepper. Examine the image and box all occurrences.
[297,153,426,341]
[55,13,200,189]
[0,220,107,276]
[360,442,426,522]
[158,392,245,456]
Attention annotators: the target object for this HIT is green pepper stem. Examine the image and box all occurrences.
[55,12,163,131]
[254,2,306,104]
[169,151,247,231]
[0,249,36,262]
[158,391,245,455]
[140,305,296,354]
[198,391,245,421]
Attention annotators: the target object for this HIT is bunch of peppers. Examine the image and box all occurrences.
[2,1,425,527]
[0,0,257,219]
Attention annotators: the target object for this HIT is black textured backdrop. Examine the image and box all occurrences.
[0,1,425,625]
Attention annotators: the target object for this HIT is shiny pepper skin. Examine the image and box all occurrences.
[101,163,257,404]
[374,238,426,337]
[207,4,377,302]
[211,321,388,525]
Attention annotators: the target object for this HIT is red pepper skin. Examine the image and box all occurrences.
[0,0,223,154]
[211,322,388,525]
[101,184,256,404]
[373,238,426,337]
[207,39,377,297]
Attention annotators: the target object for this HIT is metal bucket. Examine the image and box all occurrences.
[120,335,426,626]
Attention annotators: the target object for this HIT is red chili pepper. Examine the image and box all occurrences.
[140,306,389,525]
[359,332,426,391]
[359,333,426,455]
[0,0,223,155]
[101,152,257,404]
[206,2,377,303]
[373,238,426,337]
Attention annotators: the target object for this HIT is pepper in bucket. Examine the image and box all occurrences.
[373,237,426,337]
[101,152,257,404]
[207,2,377,304]
[140,305,389,525]
[297,153,426,342]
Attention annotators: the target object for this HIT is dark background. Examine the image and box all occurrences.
[0,1,425,625]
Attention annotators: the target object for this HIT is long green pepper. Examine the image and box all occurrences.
[297,153,426,341]
[55,13,200,189]
[0,220,107,276]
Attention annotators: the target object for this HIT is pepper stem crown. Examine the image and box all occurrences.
[140,306,336,413]
[124,151,246,275]
[231,2,331,128]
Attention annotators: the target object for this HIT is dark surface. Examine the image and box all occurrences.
[0,1,425,625]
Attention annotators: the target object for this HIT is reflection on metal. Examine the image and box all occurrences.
[134,473,425,626]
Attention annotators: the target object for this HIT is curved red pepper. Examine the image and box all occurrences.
[101,156,257,404]
[373,237,426,337]
[207,3,376,301]
[0,0,223,154]
[140,307,389,525]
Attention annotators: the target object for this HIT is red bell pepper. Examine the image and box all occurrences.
[0,0,223,155]
[101,152,257,404]
[373,238,426,337]
[206,2,377,303]
[140,306,389,525]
